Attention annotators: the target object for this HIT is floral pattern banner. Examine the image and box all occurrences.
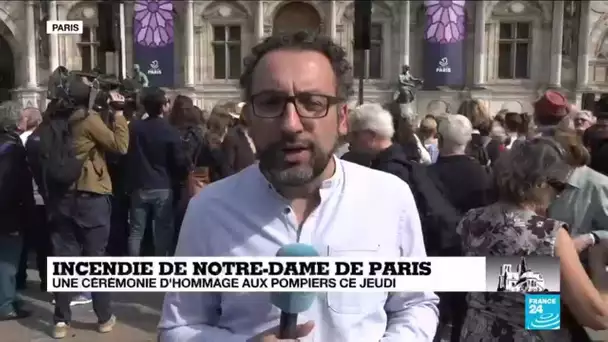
[133,0,174,87]
[422,0,466,89]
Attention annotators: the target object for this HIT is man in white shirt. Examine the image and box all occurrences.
[158,31,439,342]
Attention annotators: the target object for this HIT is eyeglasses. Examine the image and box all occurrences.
[548,180,567,193]
[249,92,342,119]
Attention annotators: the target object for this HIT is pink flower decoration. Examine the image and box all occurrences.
[424,0,466,44]
[134,0,174,47]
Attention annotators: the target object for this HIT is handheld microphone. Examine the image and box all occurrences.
[270,243,319,339]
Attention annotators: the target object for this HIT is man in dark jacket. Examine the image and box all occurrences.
[347,103,410,183]
[0,101,35,321]
[126,87,189,257]
[429,114,494,213]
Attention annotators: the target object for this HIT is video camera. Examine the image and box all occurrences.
[47,66,133,113]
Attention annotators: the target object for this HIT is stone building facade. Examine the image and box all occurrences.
[0,0,607,115]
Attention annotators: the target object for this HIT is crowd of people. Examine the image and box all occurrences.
[0,85,257,338]
[1,30,608,341]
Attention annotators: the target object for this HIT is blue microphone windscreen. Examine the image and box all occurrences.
[275,243,319,257]
[270,243,319,314]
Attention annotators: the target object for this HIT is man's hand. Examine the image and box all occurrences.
[109,91,125,103]
[573,233,596,253]
[593,231,608,244]
[573,231,608,253]
[252,321,314,342]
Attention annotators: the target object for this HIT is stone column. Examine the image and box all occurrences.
[400,1,411,66]
[549,1,565,87]
[185,0,195,87]
[576,1,591,89]
[255,1,264,41]
[48,0,59,71]
[327,0,337,40]
[473,1,486,87]
[25,0,38,88]
[119,2,127,79]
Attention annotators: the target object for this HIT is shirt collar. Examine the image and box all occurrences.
[565,166,585,189]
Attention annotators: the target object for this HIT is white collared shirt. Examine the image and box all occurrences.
[158,158,439,342]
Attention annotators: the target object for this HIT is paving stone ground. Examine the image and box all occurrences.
[1,270,161,342]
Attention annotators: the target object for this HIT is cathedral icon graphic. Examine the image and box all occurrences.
[497,257,548,293]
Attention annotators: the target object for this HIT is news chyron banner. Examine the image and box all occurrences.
[48,256,558,293]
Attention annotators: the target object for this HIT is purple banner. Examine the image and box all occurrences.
[133,0,174,87]
[422,0,466,89]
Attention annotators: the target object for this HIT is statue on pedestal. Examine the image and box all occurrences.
[391,65,423,118]
[132,64,149,88]
[394,65,423,105]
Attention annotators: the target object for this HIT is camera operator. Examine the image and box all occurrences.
[32,73,129,339]
[96,80,133,257]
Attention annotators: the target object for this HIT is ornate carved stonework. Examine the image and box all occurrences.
[341,2,392,23]
[202,2,248,21]
[488,0,551,23]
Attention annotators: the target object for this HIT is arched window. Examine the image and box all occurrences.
[273,2,321,35]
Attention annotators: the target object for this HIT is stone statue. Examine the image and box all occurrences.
[393,65,423,105]
[132,64,149,88]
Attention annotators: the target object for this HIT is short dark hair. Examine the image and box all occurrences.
[239,31,354,101]
[142,87,166,117]
[504,112,531,134]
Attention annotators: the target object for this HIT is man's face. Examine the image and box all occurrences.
[162,97,171,115]
[574,117,593,133]
[17,109,29,132]
[244,49,348,187]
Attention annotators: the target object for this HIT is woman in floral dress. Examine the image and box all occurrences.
[457,138,608,341]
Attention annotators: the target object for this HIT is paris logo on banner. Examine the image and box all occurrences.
[423,0,466,89]
[133,0,174,88]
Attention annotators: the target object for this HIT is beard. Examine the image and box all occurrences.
[257,133,338,187]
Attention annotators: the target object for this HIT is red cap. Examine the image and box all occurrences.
[534,90,568,125]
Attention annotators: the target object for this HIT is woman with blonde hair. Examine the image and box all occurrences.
[206,104,234,149]
[418,115,439,163]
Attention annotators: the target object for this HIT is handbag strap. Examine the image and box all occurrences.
[189,128,205,168]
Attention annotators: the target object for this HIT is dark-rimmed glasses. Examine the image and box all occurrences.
[548,180,567,194]
[250,91,342,119]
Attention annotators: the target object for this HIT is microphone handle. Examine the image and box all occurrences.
[278,311,298,339]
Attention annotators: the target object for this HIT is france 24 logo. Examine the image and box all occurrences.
[525,294,560,330]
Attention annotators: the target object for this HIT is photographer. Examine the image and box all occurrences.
[29,69,129,339]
